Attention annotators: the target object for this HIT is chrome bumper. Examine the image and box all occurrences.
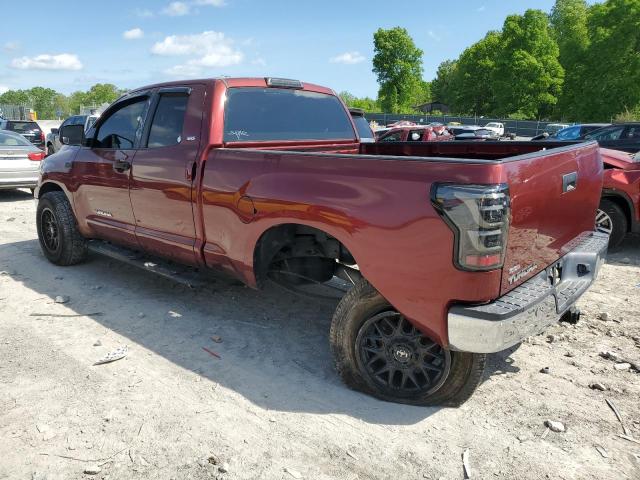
[448,232,608,353]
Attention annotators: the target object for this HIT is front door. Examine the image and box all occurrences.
[73,95,151,247]
[129,86,205,265]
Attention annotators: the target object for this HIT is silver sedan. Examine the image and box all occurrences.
[0,129,45,191]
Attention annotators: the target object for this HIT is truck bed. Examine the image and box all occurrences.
[200,141,603,345]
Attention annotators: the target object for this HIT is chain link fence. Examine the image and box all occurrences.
[364,113,564,138]
[0,103,34,121]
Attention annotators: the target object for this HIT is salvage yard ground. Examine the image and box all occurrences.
[0,189,639,480]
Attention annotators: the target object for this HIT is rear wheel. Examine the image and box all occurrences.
[36,191,88,265]
[330,279,486,406]
[596,198,627,249]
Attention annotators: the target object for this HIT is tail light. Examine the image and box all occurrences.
[40,131,45,142]
[431,183,510,271]
[28,152,45,161]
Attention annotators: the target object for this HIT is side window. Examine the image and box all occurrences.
[590,126,625,141]
[408,130,423,141]
[146,93,189,148]
[94,98,149,149]
[626,126,640,139]
[380,132,402,142]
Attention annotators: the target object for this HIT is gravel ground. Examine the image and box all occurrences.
[0,188,639,480]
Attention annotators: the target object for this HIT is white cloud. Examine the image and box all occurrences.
[123,28,144,40]
[164,64,203,77]
[477,5,486,11]
[3,41,20,52]
[329,51,365,65]
[252,58,266,67]
[134,8,154,17]
[10,53,83,71]
[428,30,441,42]
[153,31,244,76]
[162,1,190,16]
[0,85,9,94]
[194,0,226,5]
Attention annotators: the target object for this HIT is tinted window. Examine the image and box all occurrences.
[587,126,625,141]
[224,88,354,142]
[147,93,188,148]
[7,121,40,132]
[94,98,149,149]
[0,131,32,146]
[352,115,374,140]
[626,126,640,139]
[380,132,402,142]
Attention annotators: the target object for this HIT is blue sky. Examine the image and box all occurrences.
[0,0,560,97]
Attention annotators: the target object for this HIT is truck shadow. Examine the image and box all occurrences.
[0,189,33,203]
[1,238,578,425]
[606,234,640,267]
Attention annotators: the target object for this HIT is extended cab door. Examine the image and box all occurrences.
[73,94,151,247]
[128,85,205,265]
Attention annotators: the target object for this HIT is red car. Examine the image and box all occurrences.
[597,148,640,247]
[36,77,606,406]
[376,124,453,142]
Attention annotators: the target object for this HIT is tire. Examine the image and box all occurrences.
[36,191,88,266]
[330,279,486,407]
[596,198,627,249]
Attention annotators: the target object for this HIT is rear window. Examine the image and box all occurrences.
[7,121,41,132]
[224,87,355,142]
[352,115,374,141]
[0,131,32,146]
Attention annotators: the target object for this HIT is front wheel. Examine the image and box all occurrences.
[330,279,486,406]
[596,198,627,249]
[36,191,88,265]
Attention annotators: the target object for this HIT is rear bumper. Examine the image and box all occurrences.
[447,232,608,353]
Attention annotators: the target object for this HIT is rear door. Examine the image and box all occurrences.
[73,94,151,247]
[499,142,603,295]
[129,85,205,265]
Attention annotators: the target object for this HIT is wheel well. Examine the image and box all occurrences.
[253,224,357,288]
[602,194,632,232]
[38,182,64,198]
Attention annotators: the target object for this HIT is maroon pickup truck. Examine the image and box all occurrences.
[35,77,608,406]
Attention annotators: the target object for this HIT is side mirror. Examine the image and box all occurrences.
[51,128,59,135]
[59,124,84,146]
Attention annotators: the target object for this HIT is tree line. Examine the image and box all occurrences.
[0,84,126,119]
[342,0,640,122]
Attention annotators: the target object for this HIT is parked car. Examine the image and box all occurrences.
[0,119,45,149]
[46,114,99,155]
[349,108,375,143]
[581,123,640,153]
[376,125,453,142]
[449,126,498,140]
[595,148,640,247]
[483,122,504,136]
[532,123,610,141]
[0,129,45,191]
[36,77,606,406]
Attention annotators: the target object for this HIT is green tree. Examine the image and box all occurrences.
[0,89,30,105]
[577,0,640,121]
[338,92,380,112]
[372,27,424,113]
[430,60,457,106]
[449,32,502,115]
[83,83,124,106]
[550,0,590,119]
[493,9,564,118]
[28,87,59,119]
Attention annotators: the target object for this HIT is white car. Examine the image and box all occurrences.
[0,130,45,191]
[484,122,505,136]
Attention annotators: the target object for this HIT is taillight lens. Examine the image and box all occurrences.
[28,152,45,161]
[431,183,510,271]
[40,131,45,142]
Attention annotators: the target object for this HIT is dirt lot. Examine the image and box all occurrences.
[0,189,639,480]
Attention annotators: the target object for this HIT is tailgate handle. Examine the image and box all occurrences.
[562,172,577,193]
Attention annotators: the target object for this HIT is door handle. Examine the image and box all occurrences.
[114,158,131,172]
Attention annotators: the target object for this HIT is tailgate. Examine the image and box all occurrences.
[500,142,603,295]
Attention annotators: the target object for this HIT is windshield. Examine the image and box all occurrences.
[352,115,374,141]
[224,87,355,142]
[556,126,580,140]
[0,131,32,146]
[7,121,41,132]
